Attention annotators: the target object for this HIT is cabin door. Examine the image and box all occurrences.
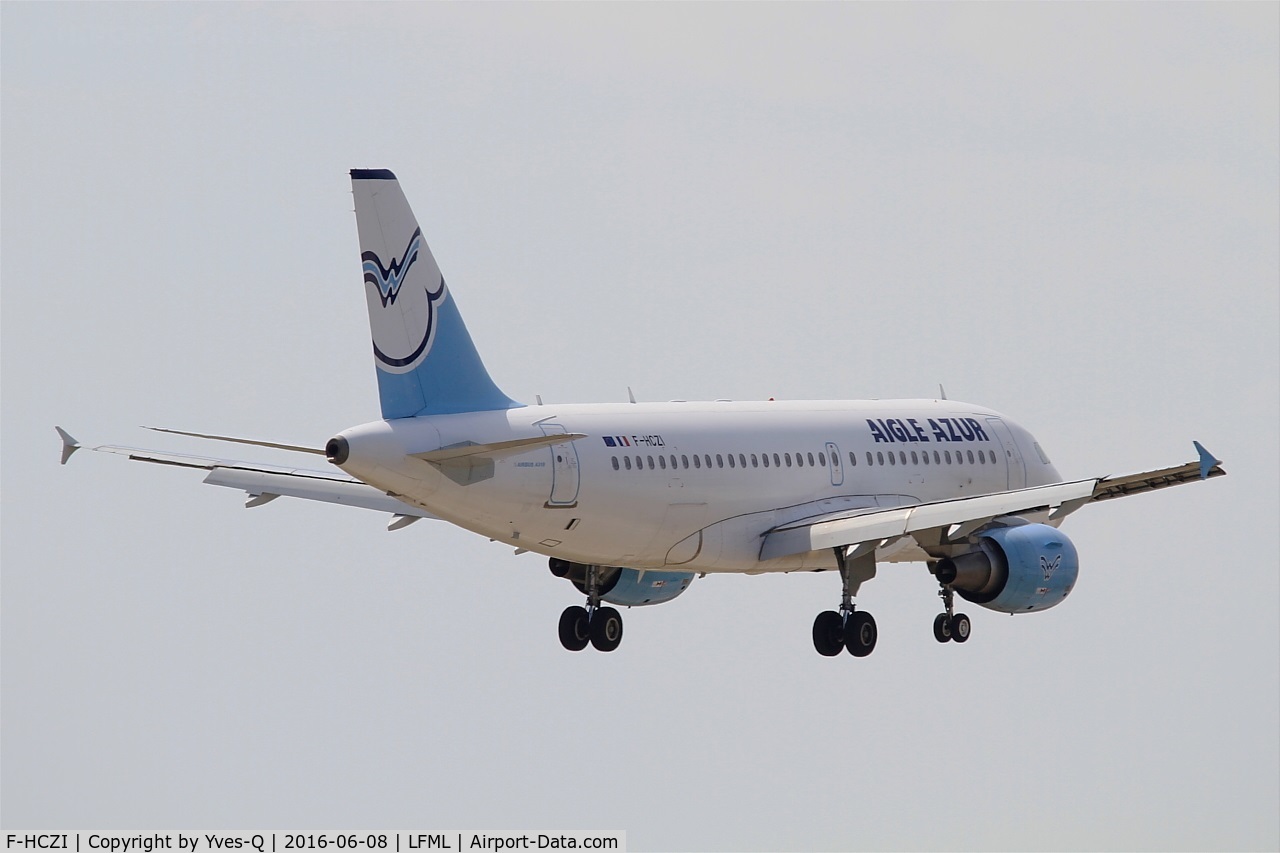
[825,442,844,486]
[540,424,580,507]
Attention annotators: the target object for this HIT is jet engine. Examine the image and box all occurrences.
[549,560,695,607]
[934,523,1079,614]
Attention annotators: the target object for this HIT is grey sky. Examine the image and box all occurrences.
[3,3,1277,850]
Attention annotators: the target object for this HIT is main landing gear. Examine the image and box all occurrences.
[555,562,624,653]
[812,547,878,658]
[932,584,971,644]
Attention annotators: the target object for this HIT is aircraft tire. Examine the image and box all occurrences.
[950,613,971,643]
[558,606,590,652]
[812,611,844,657]
[589,606,624,652]
[845,611,877,657]
[933,613,953,643]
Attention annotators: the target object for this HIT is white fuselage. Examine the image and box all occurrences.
[334,399,1061,574]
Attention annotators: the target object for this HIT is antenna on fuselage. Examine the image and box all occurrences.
[939,384,948,400]
[627,386,637,404]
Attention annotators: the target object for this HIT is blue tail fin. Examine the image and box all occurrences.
[351,169,521,419]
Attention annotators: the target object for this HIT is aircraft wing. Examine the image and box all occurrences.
[55,428,437,529]
[760,442,1225,562]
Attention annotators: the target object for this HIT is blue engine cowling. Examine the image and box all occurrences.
[601,568,696,607]
[936,523,1079,614]
[552,560,695,607]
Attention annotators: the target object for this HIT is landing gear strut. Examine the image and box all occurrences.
[812,547,878,658]
[556,562,624,653]
[933,583,970,644]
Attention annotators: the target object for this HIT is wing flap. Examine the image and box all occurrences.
[203,469,436,518]
[761,443,1225,562]
[1090,463,1225,502]
[760,480,1097,562]
[58,428,434,522]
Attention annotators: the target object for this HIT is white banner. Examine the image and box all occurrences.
[2,834,625,853]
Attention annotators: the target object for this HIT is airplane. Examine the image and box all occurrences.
[56,168,1226,657]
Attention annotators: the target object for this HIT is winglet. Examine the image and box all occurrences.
[55,426,80,465]
[1193,441,1220,480]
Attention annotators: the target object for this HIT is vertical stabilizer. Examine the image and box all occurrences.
[350,169,521,419]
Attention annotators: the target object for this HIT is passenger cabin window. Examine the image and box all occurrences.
[647,455,655,470]
[624,456,632,470]
[796,453,804,468]
[866,452,874,466]
[944,451,952,464]
[751,454,759,468]
[818,452,826,466]
[659,455,667,470]
[899,451,906,465]
[681,454,689,469]
[785,453,793,467]
[773,453,781,467]
[716,454,724,468]
[738,453,747,468]
[762,453,770,468]
[933,451,941,464]
[877,451,884,465]
[849,451,857,467]
[967,450,975,464]
[728,454,736,468]
[611,456,619,470]
[693,455,701,469]
[888,453,896,466]
[704,454,712,469]
[922,451,929,465]
[807,452,816,466]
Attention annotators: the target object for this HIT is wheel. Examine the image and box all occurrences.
[549,557,572,578]
[558,606,590,651]
[933,613,953,643]
[812,610,844,656]
[589,606,624,652]
[845,611,877,657]
[950,613,971,643]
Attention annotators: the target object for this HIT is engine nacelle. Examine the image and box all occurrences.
[550,560,695,607]
[935,523,1079,614]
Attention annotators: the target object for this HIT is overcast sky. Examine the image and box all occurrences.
[3,3,1277,850]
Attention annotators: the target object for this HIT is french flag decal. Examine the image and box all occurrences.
[603,436,617,447]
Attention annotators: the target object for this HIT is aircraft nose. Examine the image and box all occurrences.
[325,435,349,465]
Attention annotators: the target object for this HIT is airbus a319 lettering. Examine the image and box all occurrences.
[58,169,1225,657]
